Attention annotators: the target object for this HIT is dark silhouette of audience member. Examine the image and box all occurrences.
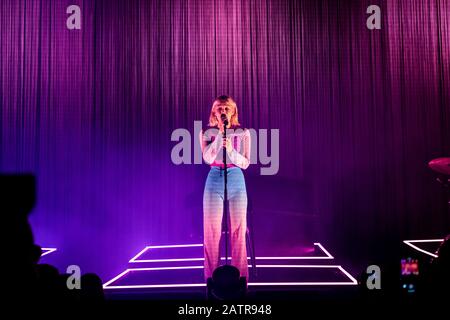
[417,234,450,302]
[430,235,450,292]
[2,174,104,302]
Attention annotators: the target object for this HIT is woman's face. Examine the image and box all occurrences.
[214,104,234,124]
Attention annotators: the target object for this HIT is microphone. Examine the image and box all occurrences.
[221,114,229,126]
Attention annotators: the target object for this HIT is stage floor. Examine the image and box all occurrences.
[102,242,358,299]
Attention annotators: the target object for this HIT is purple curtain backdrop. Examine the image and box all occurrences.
[1,0,449,280]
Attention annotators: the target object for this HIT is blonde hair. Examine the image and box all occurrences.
[208,95,240,127]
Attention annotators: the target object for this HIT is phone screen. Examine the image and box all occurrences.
[401,258,419,276]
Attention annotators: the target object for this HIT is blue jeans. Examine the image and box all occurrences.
[203,166,248,280]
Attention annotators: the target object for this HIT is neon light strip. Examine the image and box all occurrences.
[41,248,57,257]
[128,244,203,262]
[403,239,443,258]
[314,242,334,259]
[129,242,333,263]
[103,265,357,289]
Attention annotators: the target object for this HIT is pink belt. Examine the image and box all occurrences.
[210,163,236,169]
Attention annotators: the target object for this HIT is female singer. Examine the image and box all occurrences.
[199,95,251,281]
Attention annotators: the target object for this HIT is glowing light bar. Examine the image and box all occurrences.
[403,239,444,258]
[128,244,203,262]
[103,265,357,289]
[41,248,57,257]
[129,242,333,263]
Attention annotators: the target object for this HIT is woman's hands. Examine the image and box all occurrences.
[222,137,233,153]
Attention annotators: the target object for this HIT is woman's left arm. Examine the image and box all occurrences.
[227,129,251,170]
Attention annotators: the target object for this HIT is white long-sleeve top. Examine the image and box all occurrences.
[199,126,251,170]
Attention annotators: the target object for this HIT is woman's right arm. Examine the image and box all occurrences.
[199,129,222,165]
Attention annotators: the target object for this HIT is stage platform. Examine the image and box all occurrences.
[103,242,359,300]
